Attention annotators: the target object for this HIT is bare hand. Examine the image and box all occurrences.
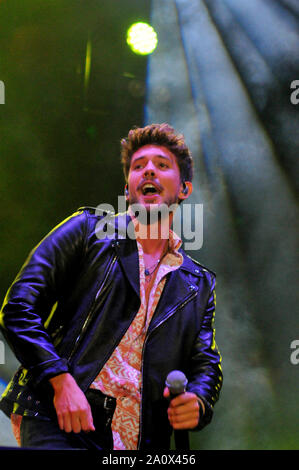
[50,373,95,433]
[163,387,202,430]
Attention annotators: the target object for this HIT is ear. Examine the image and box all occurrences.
[124,184,129,200]
[178,181,192,201]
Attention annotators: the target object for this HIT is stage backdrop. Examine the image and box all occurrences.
[146,0,299,450]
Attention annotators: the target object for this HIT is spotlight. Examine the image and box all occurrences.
[126,22,158,55]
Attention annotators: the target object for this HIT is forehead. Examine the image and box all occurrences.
[131,144,177,163]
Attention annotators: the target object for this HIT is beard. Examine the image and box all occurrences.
[128,193,180,229]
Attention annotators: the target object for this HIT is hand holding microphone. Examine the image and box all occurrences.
[163,370,203,431]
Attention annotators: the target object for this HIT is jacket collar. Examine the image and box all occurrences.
[105,212,204,311]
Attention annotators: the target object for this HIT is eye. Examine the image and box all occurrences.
[133,163,143,170]
[158,161,169,169]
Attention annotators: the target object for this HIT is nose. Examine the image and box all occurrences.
[143,160,156,177]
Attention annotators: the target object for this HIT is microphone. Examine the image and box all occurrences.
[165,370,188,397]
[165,370,189,450]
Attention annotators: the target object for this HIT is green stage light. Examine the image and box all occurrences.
[126,22,158,55]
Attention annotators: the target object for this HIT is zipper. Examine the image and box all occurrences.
[137,289,198,449]
[68,254,117,361]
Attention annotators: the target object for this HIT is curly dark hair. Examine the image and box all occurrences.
[120,123,193,183]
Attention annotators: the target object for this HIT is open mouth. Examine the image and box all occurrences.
[141,183,161,196]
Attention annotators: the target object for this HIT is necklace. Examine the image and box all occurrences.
[144,243,169,282]
[144,258,161,277]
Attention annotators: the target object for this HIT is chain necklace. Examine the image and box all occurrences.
[144,243,169,282]
[144,258,161,279]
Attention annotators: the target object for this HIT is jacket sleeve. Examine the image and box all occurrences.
[0,210,88,386]
[187,273,223,429]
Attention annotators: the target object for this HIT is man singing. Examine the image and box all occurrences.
[0,123,222,450]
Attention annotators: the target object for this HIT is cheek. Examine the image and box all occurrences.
[127,173,136,190]
[163,175,181,192]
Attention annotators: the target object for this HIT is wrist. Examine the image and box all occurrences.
[197,397,205,416]
[49,372,74,391]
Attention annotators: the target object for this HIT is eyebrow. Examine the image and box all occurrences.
[131,154,172,164]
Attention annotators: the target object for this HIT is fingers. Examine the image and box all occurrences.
[70,413,82,434]
[52,374,95,434]
[168,408,199,430]
[57,410,64,432]
[57,404,95,434]
[79,405,95,432]
[166,392,200,430]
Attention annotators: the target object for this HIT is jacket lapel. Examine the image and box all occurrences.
[148,253,200,332]
[112,212,140,298]
[109,213,201,311]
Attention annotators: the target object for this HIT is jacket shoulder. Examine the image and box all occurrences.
[77,206,99,215]
[77,206,115,219]
[77,206,115,216]
[180,250,216,281]
[188,255,216,277]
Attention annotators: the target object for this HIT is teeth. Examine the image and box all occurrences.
[142,183,158,194]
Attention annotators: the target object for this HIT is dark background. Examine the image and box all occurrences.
[0,0,150,296]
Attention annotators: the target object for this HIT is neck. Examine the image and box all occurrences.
[137,233,169,257]
[132,212,173,256]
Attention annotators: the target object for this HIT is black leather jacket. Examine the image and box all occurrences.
[0,207,222,449]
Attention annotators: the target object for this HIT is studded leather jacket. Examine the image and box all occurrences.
[0,208,222,449]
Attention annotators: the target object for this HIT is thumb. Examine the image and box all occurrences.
[163,387,170,399]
